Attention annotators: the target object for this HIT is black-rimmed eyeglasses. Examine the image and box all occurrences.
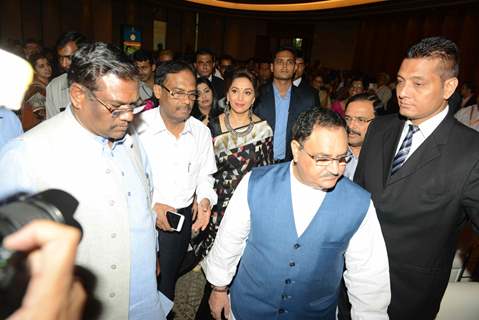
[161,85,199,101]
[299,143,352,167]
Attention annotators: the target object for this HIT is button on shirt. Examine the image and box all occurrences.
[135,108,217,209]
[273,84,291,161]
[98,135,170,319]
[0,106,23,151]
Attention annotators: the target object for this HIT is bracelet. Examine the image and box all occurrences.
[211,285,229,293]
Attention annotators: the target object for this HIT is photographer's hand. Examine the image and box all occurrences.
[3,220,86,320]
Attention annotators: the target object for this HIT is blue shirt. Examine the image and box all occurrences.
[99,136,171,319]
[0,106,23,151]
[272,84,291,160]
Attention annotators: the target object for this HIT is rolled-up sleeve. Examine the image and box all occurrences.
[201,172,251,286]
[195,129,217,207]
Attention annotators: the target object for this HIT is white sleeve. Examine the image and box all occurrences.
[45,81,57,119]
[344,200,390,320]
[201,172,251,286]
[195,128,218,207]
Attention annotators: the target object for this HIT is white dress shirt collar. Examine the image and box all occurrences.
[136,107,194,137]
[405,105,449,140]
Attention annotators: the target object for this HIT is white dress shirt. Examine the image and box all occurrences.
[394,105,449,161]
[135,108,217,209]
[202,164,390,320]
[293,77,303,87]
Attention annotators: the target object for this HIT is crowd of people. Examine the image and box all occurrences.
[0,31,478,320]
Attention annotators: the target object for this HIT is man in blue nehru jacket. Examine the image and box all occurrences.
[202,108,390,320]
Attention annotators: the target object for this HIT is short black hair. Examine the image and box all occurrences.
[345,93,380,114]
[406,36,459,79]
[28,52,49,69]
[219,54,234,64]
[195,48,215,62]
[68,42,138,91]
[56,31,87,51]
[132,49,154,65]
[462,81,476,93]
[292,108,346,144]
[154,60,195,85]
[273,46,296,60]
[23,38,41,47]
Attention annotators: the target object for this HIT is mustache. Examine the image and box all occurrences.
[347,127,361,136]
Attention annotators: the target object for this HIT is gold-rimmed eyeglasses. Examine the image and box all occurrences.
[86,88,145,118]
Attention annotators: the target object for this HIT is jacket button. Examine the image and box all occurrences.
[278,308,285,314]
[289,261,295,267]
[293,243,300,249]
[285,279,291,284]
[109,292,115,298]
[281,294,289,300]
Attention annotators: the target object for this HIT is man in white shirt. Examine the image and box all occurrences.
[135,61,217,302]
[343,93,377,179]
[0,42,171,319]
[45,31,86,119]
[203,108,390,320]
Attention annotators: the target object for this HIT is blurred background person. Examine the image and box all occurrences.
[455,94,479,131]
[45,31,87,119]
[22,38,42,60]
[191,77,220,125]
[21,52,52,130]
[257,58,272,87]
[460,81,477,109]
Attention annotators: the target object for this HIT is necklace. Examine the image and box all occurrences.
[224,109,254,137]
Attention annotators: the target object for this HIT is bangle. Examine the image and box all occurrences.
[211,285,229,293]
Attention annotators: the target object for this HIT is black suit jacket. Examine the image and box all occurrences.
[296,77,321,108]
[211,76,225,100]
[255,82,316,161]
[354,111,479,319]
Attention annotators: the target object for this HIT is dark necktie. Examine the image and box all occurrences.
[391,124,419,175]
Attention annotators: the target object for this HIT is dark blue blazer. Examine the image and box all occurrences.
[254,83,317,161]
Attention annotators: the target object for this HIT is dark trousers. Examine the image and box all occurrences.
[337,278,352,320]
[195,284,213,320]
[158,204,193,301]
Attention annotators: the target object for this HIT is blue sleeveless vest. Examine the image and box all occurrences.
[230,162,370,320]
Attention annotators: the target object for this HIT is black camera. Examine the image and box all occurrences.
[0,189,80,318]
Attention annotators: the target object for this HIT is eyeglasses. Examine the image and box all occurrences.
[344,115,374,125]
[161,85,199,101]
[299,143,352,167]
[87,89,145,118]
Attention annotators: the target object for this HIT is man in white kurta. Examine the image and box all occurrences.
[0,42,171,319]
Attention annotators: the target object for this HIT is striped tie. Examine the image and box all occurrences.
[391,124,419,175]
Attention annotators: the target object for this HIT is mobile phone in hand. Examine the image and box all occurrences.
[166,211,185,232]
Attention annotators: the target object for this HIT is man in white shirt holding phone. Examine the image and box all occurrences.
[135,61,217,304]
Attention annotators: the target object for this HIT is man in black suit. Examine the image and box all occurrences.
[255,47,317,162]
[293,54,321,108]
[354,37,479,319]
[194,48,225,99]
